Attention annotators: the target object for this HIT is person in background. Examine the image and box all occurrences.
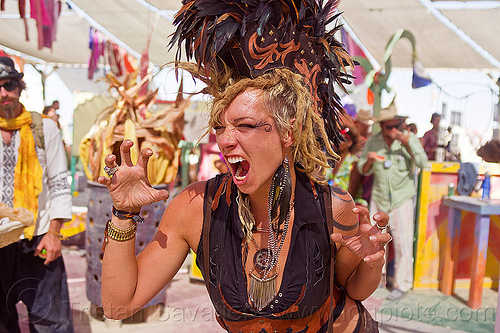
[0,57,74,332]
[328,113,363,188]
[357,107,428,301]
[348,110,374,208]
[50,100,59,112]
[406,123,418,135]
[353,109,373,140]
[43,100,61,129]
[43,100,71,167]
[420,112,441,160]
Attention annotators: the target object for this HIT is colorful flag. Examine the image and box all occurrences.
[341,28,367,85]
[412,59,432,88]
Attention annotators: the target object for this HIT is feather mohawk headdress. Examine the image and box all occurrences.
[169,0,354,150]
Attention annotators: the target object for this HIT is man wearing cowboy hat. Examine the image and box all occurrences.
[0,56,74,332]
[353,109,374,140]
[357,106,428,301]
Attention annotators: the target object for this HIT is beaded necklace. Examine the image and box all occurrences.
[246,157,293,311]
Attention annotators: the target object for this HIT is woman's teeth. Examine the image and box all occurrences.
[227,156,245,164]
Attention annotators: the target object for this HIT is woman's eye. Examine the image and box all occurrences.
[238,124,256,129]
[213,125,224,131]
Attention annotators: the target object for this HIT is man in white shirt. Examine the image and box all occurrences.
[0,56,74,333]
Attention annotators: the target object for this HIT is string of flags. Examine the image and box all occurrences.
[0,0,61,50]
[87,28,138,80]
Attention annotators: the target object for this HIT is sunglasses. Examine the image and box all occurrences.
[384,122,404,130]
[0,80,18,92]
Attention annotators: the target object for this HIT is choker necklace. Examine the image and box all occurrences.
[247,156,292,311]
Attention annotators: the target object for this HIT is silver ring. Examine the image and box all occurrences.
[104,166,118,177]
[381,236,393,247]
[376,222,390,231]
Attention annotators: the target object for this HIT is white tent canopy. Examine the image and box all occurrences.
[1,0,499,73]
[0,0,181,67]
[338,0,500,72]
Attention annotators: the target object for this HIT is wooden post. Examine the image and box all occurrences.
[468,214,491,309]
[439,206,461,295]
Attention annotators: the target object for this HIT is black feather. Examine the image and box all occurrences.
[269,160,292,227]
[169,0,354,152]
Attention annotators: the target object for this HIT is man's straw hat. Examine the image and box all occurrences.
[375,106,408,123]
[355,109,374,125]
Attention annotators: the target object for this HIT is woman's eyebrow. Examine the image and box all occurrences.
[232,116,256,123]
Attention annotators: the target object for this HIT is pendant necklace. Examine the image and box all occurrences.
[247,157,292,311]
[247,211,291,311]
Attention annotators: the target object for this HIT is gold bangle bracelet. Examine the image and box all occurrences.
[102,219,137,252]
[107,219,137,241]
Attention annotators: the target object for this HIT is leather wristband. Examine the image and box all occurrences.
[112,206,144,223]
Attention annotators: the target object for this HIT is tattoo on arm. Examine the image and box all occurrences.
[332,219,359,231]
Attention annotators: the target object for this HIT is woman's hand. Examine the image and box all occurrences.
[97,140,170,212]
[330,206,391,267]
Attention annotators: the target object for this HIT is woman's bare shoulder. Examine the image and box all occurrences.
[160,180,208,250]
[174,180,207,203]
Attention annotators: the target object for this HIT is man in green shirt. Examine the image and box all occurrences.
[358,107,428,301]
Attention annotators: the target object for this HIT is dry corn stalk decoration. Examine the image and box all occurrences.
[79,71,188,185]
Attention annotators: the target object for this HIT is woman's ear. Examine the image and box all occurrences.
[283,118,296,148]
[284,133,294,148]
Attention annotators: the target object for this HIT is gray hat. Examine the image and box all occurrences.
[0,57,24,80]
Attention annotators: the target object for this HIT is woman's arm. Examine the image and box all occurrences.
[98,140,205,319]
[330,197,390,300]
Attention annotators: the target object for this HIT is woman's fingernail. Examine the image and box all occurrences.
[369,236,376,241]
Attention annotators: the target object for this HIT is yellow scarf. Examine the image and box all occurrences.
[0,107,44,238]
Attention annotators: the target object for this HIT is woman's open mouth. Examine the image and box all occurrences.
[226,156,250,181]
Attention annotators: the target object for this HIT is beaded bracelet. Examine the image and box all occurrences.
[101,219,137,252]
[112,206,144,223]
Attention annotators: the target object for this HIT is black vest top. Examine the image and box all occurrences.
[197,171,346,332]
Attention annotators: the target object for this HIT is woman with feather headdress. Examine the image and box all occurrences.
[98,1,390,332]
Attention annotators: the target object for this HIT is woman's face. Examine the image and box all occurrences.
[215,88,290,196]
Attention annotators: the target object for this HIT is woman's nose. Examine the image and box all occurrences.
[217,127,237,150]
